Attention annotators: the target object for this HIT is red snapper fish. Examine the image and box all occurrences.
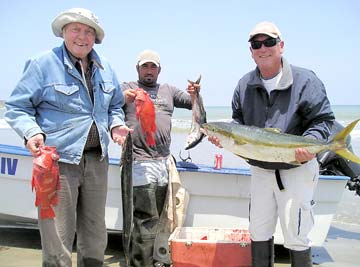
[31,146,60,219]
[134,88,157,146]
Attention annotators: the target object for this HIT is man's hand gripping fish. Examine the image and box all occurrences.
[185,75,206,150]
[31,146,60,219]
[135,88,157,146]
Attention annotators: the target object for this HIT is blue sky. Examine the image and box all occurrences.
[1,0,359,106]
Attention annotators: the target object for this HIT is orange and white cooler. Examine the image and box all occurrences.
[169,227,251,267]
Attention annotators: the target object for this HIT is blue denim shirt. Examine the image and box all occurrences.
[5,43,125,164]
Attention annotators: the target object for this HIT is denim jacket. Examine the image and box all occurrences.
[5,43,125,164]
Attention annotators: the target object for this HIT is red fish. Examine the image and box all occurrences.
[31,146,60,219]
[134,88,156,146]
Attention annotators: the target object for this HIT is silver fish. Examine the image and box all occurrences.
[120,133,133,266]
[201,119,360,165]
[184,75,207,150]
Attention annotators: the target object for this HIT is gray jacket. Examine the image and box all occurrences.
[232,58,335,169]
[121,81,192,160]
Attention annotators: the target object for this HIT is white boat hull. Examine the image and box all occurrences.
[0,144,348,246]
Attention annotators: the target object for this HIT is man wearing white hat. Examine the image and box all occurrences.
[5,7,132,266]
[207,21,335,266]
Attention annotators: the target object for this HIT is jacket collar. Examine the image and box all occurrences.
[61,43,104,71]
[248,57,293,90]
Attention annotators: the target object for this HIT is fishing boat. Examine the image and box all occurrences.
[0,136,348,247]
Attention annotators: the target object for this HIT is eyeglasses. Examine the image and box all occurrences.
[250,38,280,50]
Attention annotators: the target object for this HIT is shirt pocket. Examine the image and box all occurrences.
[99,81,116,110]
[53,84,82,113]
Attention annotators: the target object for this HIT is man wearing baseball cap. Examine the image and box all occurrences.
[5,7,132,266]
[121,50,199,267]
[207,21,334,266]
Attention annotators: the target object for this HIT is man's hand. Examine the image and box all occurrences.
[111,125,134,145]
[123,89,137,104]
[187,78,201,104]
[295,148,316,163]
[186,82,200,95]
[26,134,45,157]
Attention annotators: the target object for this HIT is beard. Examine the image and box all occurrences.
[140,75,156,86]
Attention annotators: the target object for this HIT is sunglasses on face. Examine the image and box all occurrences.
[250,38,280,49]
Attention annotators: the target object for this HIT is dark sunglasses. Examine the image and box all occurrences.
[250,38,280,50]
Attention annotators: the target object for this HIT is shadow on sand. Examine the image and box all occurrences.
[0,227,127,267]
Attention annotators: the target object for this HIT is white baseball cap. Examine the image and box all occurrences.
[248,21,282,41]
[137,50,160,67]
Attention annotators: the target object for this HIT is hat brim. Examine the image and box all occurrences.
[248,32,279,41]
[52,12,104,44]
[138,60,160,67]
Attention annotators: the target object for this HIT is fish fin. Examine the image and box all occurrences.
[234,139,247,145]
[35,196,40,207]
[333,118,360,142]
[187,75,202,85]
[335,148,360,164]
[264,128,282,133]
[40,206,55,219]
[184,133,205,150]
[195,75,201,84]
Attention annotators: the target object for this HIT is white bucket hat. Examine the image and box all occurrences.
[52,8,104,44]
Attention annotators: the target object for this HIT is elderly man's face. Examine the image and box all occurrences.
[63,22,96,60]
[250,34,284,78]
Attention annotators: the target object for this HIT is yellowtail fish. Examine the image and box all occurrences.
[201,119,360,165]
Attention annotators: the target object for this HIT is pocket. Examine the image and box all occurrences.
[53,84,81,113]
[298,201,315,237]
[99,81,116,110]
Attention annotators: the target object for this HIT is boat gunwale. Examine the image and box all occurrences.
[0,144,349,181]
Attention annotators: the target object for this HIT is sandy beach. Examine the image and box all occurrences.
[1,189,360,267]
[1,223,360,266]
[0,227,290,267]
[0,228,126,267]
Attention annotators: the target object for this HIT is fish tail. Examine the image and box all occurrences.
[335,148,360,164]
[35,196,40,207]
[188,75,202,85]
[146,132,156,147]
[331,118,360,164]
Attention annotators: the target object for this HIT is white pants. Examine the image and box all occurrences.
[133,159,169,186]
[249,159,319,251]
